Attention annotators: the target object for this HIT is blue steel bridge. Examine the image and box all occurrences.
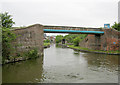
[44,29,104,34]
[43,25,104,34]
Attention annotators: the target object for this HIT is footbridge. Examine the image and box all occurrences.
[43,25,104,34]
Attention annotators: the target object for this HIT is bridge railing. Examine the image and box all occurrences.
[44,26,103,31]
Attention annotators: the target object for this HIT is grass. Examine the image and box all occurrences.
[67,45,120,54]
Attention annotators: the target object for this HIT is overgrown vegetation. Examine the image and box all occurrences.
[111,22,120,31]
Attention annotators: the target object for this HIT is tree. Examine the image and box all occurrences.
[73,37,80,46]
[2,28,16,61]
[55,35,63,43]
[0,12,16,64]
[0,12,15,28]
[111,22,120,31]
[64,34,88,44]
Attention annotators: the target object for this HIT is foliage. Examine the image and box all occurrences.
[44,39,50,43]
[73,37,80,46]
[64,34,75,43]
[64,34,87,46]
[25,49,39,59]
[55,34,87,46]
[55,35,63,43]
[1,12,16,64]
[0,28,2,42]
[2,28,16,63]
[111,22,120,31]
[44,43,50,47]
[0,12,15,28]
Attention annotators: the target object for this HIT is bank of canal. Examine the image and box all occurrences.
[2,44,118,83]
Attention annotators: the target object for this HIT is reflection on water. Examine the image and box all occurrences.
[2,44,118,83]
[2,57,44,83]
[84,53,118,72]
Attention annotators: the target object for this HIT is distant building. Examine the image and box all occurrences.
[118,1,120,22]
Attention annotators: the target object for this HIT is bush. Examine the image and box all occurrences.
[44,39,50,43]
[26,49,39,59]
[44,43,50,47]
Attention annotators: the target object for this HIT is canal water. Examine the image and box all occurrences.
[2,44,118,83]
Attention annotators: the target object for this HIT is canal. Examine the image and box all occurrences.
[2,44,118,83]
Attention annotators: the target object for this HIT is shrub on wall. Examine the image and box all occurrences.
[25,48,39,59]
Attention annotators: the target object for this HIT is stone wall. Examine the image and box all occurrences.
[79,29,120,51]
[12,24,44,57]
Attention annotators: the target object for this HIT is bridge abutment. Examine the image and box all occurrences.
[94,34,101,50]
[12,24,44,58]
[100,29,120,51]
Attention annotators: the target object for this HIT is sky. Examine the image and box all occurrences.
[118,1,120,23]
[0,0,120,35]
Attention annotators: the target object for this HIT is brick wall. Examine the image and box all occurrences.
[79,29,120,51]
[101,29,120,51]
[79,34,97,50]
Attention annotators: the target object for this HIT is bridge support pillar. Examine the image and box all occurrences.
[94,34,101,50]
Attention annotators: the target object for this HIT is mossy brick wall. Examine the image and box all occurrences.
[12,24,44,57]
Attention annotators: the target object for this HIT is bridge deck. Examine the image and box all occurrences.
[44,29,104,34]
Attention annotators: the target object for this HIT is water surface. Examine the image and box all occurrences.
[2,44,118,83]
